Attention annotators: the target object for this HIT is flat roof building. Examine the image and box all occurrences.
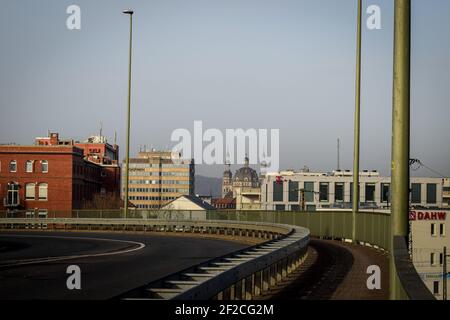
[0,132,121,217]
[410,210,449,299]
[261,170,444,211]
[123,150,194,209]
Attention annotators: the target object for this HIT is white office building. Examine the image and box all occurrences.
[410,210,450,299]
[261,169,444,211]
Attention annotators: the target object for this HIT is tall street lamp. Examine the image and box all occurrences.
[390,0,411,300]
[352,0,363,242]
[123,9,134,219]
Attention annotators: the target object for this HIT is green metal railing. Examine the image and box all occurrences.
[207,210,391,251]
[1,209,390,249]
[1,208,430,299]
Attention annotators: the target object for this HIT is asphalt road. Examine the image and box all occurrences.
[0,231,248,300]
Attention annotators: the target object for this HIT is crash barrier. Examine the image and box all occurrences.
[0,217,310,300]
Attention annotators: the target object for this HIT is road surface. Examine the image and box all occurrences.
[0,231,248,300]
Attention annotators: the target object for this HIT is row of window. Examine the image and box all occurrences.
[135,204,161,209]
[25,183,48,201]
[128,171,190,177]
[128,180,191,185]
[5,183,48,205]
[271,182,438,204]
[129,196,177,201]
[3,160,48,173]
[431,223,446,237]
[127,188,189,193]
[430,251,446,266]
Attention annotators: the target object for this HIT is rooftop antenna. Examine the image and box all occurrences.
[99,121,103,137]
[337,138,341,171]
[114,131,117,145]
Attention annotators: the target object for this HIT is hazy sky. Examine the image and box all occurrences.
[0,0,449,178]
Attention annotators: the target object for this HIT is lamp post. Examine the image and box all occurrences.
[352,0,363,242]
[389,0,411,300]
[123,9,134,219]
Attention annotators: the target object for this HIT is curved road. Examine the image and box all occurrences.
[0,231,248,300]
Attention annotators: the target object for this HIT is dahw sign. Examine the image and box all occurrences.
[409,210,446,221]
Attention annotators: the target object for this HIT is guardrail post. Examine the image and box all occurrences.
[270,264,276,286]
[282,258,288,278]
[244,275,253,300]
[230,284,236,300]
[262,268,270,292]
[276,261,282,282]
[287,256,293,274]
[254,271,262,296]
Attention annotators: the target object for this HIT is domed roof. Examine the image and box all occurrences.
[233,166,259,182]
[233,156,259,183]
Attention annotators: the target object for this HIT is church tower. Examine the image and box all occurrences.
[222,163,233,198]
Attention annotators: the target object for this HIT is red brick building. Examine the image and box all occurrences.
[0,133,121,217]
[211,197,236,210]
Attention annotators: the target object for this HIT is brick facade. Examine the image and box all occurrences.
[0,133,121,216]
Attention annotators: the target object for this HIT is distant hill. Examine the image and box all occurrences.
[195,175,222,198]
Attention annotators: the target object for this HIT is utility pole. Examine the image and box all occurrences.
[337,138,341,171]
[123,9,134,219]
[389,0,411,300]
[352,0,363,242]
[444,246,448,301]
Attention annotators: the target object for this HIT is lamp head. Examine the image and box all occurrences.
[122,9,134,15]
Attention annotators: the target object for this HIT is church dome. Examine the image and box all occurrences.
[232,156,259,186]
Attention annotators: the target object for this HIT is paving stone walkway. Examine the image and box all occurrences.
[256,239,389,300]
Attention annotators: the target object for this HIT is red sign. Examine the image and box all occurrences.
[409,211,446,221]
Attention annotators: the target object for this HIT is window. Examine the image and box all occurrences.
[38,183,48,201]
[427,184,437,204]
[440,223,445,236]
[304,182,314,202]
[273,181,283,202]
[9,160,17,172]
[440,253,444,266]
[319,183,329,202]
[431,223,436,236]
[381,183,390,203]
[25,183,36,200]
[26,160,33,173]
[431,252,436,266]
[411,183,421,204]
[433,281,439,295]
[288,181,299,202]
[365,183,375,202]
[6,183,19,206]
[41,160,48,173]
[291,205,300,211]
[275,205,285,211]
[335,183,344,202]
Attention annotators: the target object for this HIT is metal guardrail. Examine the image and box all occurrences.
[119,223,309,300]
[0,217,310,300]
[1,209,432,300]
[393,236,435,300]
